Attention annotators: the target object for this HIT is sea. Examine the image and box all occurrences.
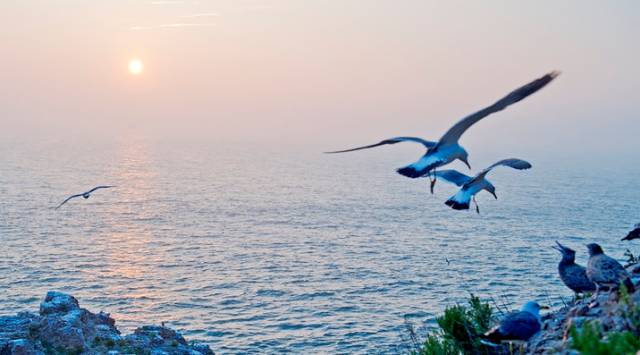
[1,137,638,353]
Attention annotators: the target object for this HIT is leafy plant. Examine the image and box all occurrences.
[413,294,495,355]
[570,322,640,355]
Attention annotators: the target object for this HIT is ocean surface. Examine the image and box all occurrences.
[1,138,639,353]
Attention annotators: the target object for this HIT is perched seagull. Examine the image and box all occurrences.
[431,158,532,213]
[482,301,547,344]
[552,241,596,296]
[325,71,558,193]
[586,243,635,296]
[55,186,116,209]
[621,223,640,241]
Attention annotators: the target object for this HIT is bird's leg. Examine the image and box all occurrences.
[473,196,480,214]
[430,168,437,194]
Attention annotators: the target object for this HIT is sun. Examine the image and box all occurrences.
[128,59,144,75]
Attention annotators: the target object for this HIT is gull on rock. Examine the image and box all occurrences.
[586,243,635,296]
[621,223,640,241]
[483,301,547,344]
[552,241,596,296]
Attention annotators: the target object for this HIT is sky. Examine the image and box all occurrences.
[1,1,638,158]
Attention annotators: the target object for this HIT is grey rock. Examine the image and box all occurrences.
[0,292,214,355]
[39,292,80,316]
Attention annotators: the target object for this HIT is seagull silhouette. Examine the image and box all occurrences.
[325,71,558,193]
[432,158,532,213]
[55,186,116,209]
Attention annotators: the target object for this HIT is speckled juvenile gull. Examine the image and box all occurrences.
[586,243,635,295]
[621,223,640,241]
[434,158,532,213]
[325,71,559,192]
[483,301,546,344]
[55,186,116,209]
[552,241,596,295]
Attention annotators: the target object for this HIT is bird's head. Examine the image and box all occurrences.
[521,301,548,317]
[458,149,471,169]
[82,194,90,199]
[586,243,604,256]
[486,185,497,199]
[552,241,575,262]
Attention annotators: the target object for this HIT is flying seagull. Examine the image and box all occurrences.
[586,243,635,296]
[552,241,596,296]
[55,186,116,209]
[431,158,532,213]
[482,301,547,344]
[621,223,640,241]
[325,71,558,193]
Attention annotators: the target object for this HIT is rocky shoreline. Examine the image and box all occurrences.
[0,292,213,355]
[526,265,640,354]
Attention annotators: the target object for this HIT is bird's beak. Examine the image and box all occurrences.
[540,305,550,310]
[552,241,565,253]
[490,191,498,200]
[462,159,471,170]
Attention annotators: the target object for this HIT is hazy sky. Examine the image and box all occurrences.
[1,1,638,156]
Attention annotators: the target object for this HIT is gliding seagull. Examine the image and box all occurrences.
[55,186,116,209]
[431,158,532,213]
[325,71,558,193]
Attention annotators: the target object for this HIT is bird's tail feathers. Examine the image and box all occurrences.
[480,326,504,344]
[623,278,636,294]
[445,191,471,210]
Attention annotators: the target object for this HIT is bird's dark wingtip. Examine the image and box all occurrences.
[396,166,423,178]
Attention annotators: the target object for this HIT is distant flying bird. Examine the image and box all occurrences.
[325,71,558,193]
[432,158,532,213]
[586,243,635,296]
[55,186,115,209]
[621,223,640,241]
[552,241,596,296]
[483,301,546,344]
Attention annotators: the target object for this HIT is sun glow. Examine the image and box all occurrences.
[128,59,143,75]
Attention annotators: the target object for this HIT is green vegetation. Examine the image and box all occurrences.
[570,322,640,355]
[570,285,640,355]
[412,294,495,355]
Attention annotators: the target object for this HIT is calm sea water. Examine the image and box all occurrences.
[1,138,638,353]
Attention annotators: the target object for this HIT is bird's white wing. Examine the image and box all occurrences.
[472,158,532,183]
[325,137,436,153]
[432,170,473,187]
[437,71,559,147]
[87,185,115,193]
[55,194,83,209]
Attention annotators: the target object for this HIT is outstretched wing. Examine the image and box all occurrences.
[324,137,436,154]
[87,185,115,193]
[55,194,83,209]
[432,170,472,186]
[438,71,559,147]
[472,158,532,182]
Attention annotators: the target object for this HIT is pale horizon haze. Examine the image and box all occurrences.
[1,1,638,160]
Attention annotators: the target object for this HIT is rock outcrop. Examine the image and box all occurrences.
[0,292,213,355]
[526,266,640,354]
